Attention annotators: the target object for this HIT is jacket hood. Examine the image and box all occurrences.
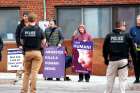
[78,24,87,34]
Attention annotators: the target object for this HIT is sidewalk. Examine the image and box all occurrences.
[0,73,140,93]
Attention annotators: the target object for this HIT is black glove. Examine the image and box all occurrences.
[104,59,109,65]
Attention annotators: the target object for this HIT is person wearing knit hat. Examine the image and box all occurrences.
[15,11,29,48]
[72,24,93,82]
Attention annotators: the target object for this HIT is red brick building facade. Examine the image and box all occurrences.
[0,0,44,20]
[46,0,140,19]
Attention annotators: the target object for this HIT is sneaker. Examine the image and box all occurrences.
[20,89,27,93]
[134,80,139,83]
[14,80,18,82]
[56,78,60,81]
[44,77,47,80]
[47,78,53,80]
[19,75,22,79]
[64,77,71,81]
[85,79,89,82]
[78,79,83,82]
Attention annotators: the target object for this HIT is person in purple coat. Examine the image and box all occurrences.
[72,24,93,82]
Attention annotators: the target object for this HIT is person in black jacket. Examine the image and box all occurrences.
[15,11,29,48]
[0,36,3,61]
[15,12,29,81]
[20,12,46,93]
[103,21,136,93]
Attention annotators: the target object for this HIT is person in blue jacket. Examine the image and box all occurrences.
[130,15,140,83]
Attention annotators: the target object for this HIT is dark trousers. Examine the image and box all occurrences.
[134,51,140,81]
[79,73,90,81]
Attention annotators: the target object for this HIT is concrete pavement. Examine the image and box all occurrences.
[0,73,140,93]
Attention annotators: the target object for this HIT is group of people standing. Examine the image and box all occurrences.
[14,11,140,93]
[15,12,92,93]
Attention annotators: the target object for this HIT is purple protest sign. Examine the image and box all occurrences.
[43,46,65,78]
[72,41,93,73]
[73,40,93,50]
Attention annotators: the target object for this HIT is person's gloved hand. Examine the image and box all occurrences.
[58,43,62,47]
[104,59,109,65]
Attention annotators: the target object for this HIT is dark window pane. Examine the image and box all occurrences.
[84,8,111,38]
[57,8,81,39]
[0,9,19,41]
[112,7,136,32]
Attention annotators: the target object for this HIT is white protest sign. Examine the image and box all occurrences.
[7,48,23,70]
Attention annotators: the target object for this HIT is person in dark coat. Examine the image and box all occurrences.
[0,36,3,61]
[44,19,64,81]
[20,12,46,93]
[15,11,29,48]
[15,11,29,80]
[129,15,140,83]
[103,21,136,93]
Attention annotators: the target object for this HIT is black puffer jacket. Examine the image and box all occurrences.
[15,20,25,47]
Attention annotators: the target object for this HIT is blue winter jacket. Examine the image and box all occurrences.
[130,26,140,45]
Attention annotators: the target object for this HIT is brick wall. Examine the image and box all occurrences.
[0,0,44,21]
[46,0,140,19]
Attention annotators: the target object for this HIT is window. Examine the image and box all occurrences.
[57,6,139,39]
[84,8,112,38]
[57,8,81,39]
[0,8,19,41]
[112,7,136,32]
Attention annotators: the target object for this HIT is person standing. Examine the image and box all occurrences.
[129,15,140,83]
[15,12,29,80]
[103,21,136,93]
[20,12,46,93]
[72,24,93,82]
[44,19,64,81]
[0,35,3,62]
[15,12,29,48]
